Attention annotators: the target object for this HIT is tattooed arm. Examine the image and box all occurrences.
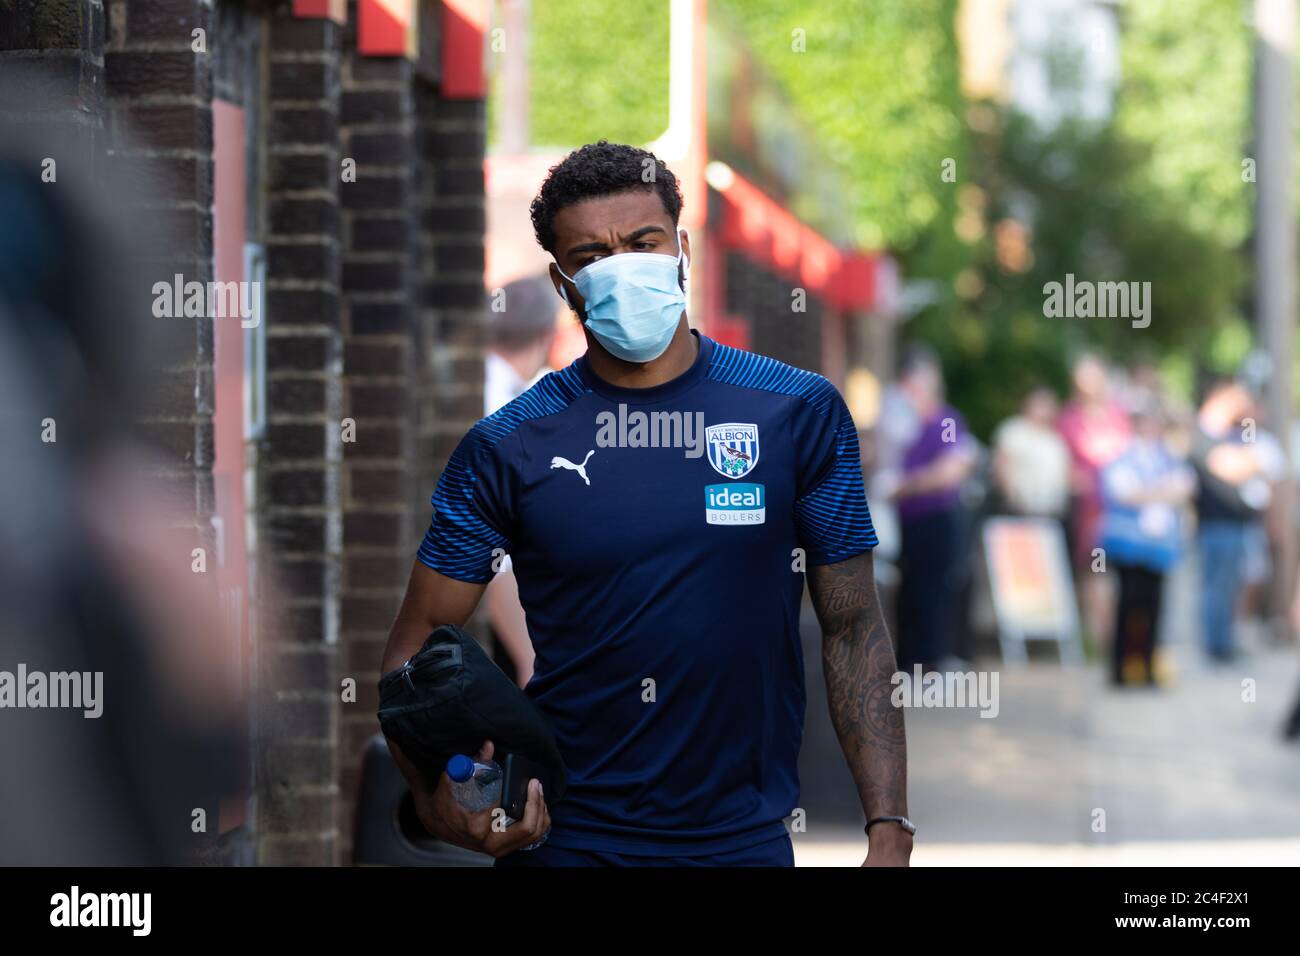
[807,550,911,866]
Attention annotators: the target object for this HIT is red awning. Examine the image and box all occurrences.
[291,0,346,22]
[441,0,488,97]
[714,168,885,313]
[294,0,488,89]
[358,0,414,57]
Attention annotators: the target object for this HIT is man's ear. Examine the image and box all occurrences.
[548,262,568,305]
[678,228,692,288]
[550,261,584,319]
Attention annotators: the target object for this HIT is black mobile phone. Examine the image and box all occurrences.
[500,751,557,822]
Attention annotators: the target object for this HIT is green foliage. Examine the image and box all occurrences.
[488,0,671,150]
[1114,0,1253,246]
[714,0,969,251]
[905,4,1254,439]
[910,110,1247,440]
[500,0,969,252]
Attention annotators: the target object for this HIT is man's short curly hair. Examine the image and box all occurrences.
[530,141,684,254]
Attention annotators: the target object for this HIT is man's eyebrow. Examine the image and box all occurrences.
[565,225,667,257]
[621,225,668,243]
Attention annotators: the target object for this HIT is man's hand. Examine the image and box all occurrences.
[862,823,913,867]
[412,739,552,859]
[381,566,548,858]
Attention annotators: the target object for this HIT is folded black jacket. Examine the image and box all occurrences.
[376,624,567,807]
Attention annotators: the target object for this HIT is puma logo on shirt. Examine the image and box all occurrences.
[551,450,595,486]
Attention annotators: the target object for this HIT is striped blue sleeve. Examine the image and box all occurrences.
[793,381,878,565]
[416,426,513,584]
[415,364,590,582]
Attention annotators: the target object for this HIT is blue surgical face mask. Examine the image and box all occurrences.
[556,229,689,363]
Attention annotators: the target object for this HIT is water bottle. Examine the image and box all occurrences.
[445,754,502,812]
[444,754,548,851]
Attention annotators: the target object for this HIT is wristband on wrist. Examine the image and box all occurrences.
[865,815,916,837]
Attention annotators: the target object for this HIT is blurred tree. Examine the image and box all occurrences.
[912,109,1248,440]
[501,0,969,255]
[1115,0,1253,245]
[492,0,1256,436]
[715,0,969,252]
[487,0,670,149]
[905,1,1253,439]
[1115,0,1254,390]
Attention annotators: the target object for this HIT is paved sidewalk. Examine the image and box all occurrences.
[793,562,1300,866]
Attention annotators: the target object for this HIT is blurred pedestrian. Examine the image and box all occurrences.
[1098,397,1194,686]
[1234,412,1286,644]
[487,274,558,413]
[0,146,246,864]
[991,385,1071,523]
[1058,354,1131,646]
[1190,380,1268,663]
[892,345,979,670]
[484,275,558,688]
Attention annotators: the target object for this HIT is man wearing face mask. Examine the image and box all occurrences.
[381,141,910,866]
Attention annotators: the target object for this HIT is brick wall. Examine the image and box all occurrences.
[103,0,217,534]
[1,0,488,866]
[255,1,489,864]
[0,0,106,182]
[255,4,345,866]
[331,8,491,862]
[417,90,488,523]
[337,10,419,861]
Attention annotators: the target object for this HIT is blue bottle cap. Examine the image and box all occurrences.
[446,754,475,782]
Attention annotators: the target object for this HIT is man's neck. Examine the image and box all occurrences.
[583,316,697,389]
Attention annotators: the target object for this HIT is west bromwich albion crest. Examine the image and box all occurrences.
[706,423,760,479]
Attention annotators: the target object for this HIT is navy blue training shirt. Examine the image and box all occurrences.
[418,330,878,855]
